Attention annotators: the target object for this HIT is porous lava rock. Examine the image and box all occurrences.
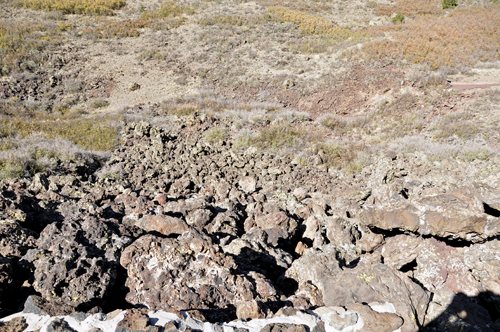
[120,230,280,311]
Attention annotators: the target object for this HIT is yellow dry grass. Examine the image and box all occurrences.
[21,0,126,15]
[268,6,365,44]
[0,21,60,75]
[362,5,500,69]
[378,0,442,17]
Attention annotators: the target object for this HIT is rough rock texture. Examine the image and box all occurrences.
[345,303,403,332]
[115,310,160,332]
[260,323,307,332]
[120,231,279,311]
[286,247,428,332]
[0,317,28,332]
[0,120,498,330]
[46,318,78,332]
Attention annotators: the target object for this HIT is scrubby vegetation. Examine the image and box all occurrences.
[0,0,498,180]
[268,6,365,44]
[0,21,60,75]
[0,100,119,151]
[363,5,500,68]
[20,0,126,15]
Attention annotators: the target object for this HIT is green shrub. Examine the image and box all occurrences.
[392,13,405,24]
[442,0,458,9]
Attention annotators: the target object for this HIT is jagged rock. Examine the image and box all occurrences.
[0,316,28,332]
[236,300,265,321]
[19,219,119,310]
[464,239,500,289]
[381,236,480,296]
[255,210,298,247]
[463,240,500,317]
[286,247,428,332]
[224,231,293,281]
[415,238,479,296]
[46,318,77,332]
[285,245,341,307]
[115,310,160,332]
[29,173,49,193]
[380,234,423,270]
[0,222,37,258]
[360,189,499,242]
[186,209,214,229]
[345,303,403,332]
[136,215,190,236]
[23,295,74,316]
[239,177,257,194]
[260,323,307,332]
[120,230,279,311]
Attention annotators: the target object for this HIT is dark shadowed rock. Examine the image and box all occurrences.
[23,295,74,316]
[0,222,37,258]
[19,218,120,310]
[46,318,77,332]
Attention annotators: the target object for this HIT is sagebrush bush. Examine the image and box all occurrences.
[392,13,405,24]
[233,123,303,150]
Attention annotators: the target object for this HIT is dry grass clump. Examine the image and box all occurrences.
[81,18,150,38]
[0,21,60,75]
[81,1,192,39]
[140,1,194,20]
[203,127,228,145]
[0,134,107,179]
[199,15,252,27]
[268,7,365,44]
[318,114,370,136]
[378,0,442,17]
[0,101,120,151]
[431,111,480,140]
[390,135,495,162]
[20,0,126,15]
[363,5,500,69]
[315,142,370,173]
[157,103,199,117]
[234,123,304,150]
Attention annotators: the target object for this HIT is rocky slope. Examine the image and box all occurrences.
[0,116,499,331]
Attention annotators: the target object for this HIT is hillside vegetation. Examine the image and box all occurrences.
[0,0,499,179]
